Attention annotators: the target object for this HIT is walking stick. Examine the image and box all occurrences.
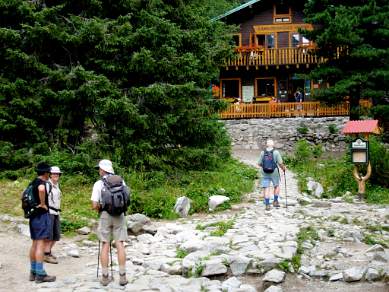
[110,240,113,277]
[284,169,288,208]
[97,240,100,278]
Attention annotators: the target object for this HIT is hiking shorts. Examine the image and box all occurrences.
[97,211,127,242]
[261,175,280,188]
[29,212,50,240]
[48,214,61,241]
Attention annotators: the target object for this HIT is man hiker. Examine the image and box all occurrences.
[44,166,62,264]
[258,139,286,211]
[28,162,56,283]
[91,159,129,286]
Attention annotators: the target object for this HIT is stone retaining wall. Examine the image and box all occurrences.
[223,117,349,152]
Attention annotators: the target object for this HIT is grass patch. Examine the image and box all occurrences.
[196,219,235,237]
[87,233,98,241]
[176,248,189,259]
[363,234,389,248]
[294,226,319,271]
[277,260,291,272]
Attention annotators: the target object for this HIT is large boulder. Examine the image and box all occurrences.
[208,195,230,211]
[174,196,191,217]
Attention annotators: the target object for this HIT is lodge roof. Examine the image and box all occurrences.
[342,120,380,135]
[212,0,262,21]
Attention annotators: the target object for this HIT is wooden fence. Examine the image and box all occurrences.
[219,101,350,119]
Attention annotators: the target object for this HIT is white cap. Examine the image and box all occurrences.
[266,139,274,150]
[97,159,114,174]
[50,166,62,174]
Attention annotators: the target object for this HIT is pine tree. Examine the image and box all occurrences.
[0,0,236,171]
[303,0,389,120]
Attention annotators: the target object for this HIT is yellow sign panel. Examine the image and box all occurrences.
[254,24,313,34]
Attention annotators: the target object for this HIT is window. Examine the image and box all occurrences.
[256,78,275,97]
[255,34,265,47]
[274,4,291,23]
[231,34,241,47]
[266,34,275,48]
[278,80,288,100]
[291,33,310,47]
[221,79,240,98]
[304,79,311,100]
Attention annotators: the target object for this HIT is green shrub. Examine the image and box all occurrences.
[297,123,309,134]
[294,139,312,163]
[328,124,338,134]
[368,137,389,188]
[312,144,323,158]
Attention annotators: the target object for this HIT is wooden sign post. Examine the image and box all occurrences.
[342,120,380,200]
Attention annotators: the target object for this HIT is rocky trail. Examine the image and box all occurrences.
[0,150,388,292]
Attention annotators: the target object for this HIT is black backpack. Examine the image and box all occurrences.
[100,175,130,216]
[262,150,277,173]
[21,180,51,218]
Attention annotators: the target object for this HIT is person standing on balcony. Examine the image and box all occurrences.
[258,140,286,211]
[294,89,303,102]
[295,89,304,114]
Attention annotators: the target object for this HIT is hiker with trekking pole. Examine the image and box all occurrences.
[91,159,130,286]
[258,139,286,211]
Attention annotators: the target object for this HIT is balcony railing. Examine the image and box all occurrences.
[225,47,324,67]
[219,101,350,119]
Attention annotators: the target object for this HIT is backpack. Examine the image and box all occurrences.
[262,150,277,173]
[100,175,130,216]
[21,180,51,218]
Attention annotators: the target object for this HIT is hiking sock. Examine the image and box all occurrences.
[265,198,270,205]
[35,262,47,276]
[30,261,37,274]
[102,267,108,276]
[119,266,126,275]
[274,195,279,202]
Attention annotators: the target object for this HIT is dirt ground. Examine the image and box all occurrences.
[0,221,96,292]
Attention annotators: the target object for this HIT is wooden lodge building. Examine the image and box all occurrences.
[213,0,352,119]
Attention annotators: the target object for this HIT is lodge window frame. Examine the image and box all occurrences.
[231,33,242,47]
[290,32,311,48]
[273,4,292,24]
[220,78,242,100]
[250,33,276,49]
[254,77,277,98]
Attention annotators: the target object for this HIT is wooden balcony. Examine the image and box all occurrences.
[225,47,324,68]
[219,101,350,119]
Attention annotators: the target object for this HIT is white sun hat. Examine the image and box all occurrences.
[266,139,274,151]
[50,166,62,174]
[97,159,115,174]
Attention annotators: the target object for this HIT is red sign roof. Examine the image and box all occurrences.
[342,120,380,135]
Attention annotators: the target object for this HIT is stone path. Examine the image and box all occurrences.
[0,150,388,291]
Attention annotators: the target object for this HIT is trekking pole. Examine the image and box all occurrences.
[110,240,113,278]
[284,169,288,208]
[97,240,100,278]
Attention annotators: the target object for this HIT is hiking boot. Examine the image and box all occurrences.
[119,273,128,286]
[44,254,58,264]
[273,200,280,208]
[100,274,112,286]
[265,204,271,211]
[35,274,56,283]
[29,272,35,281]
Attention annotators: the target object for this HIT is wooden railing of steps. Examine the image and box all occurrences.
[219,101,350,119]
[225,47,327,67]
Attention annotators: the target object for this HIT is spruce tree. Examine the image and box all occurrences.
[303,0,389,120]
[0,0,236,171]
